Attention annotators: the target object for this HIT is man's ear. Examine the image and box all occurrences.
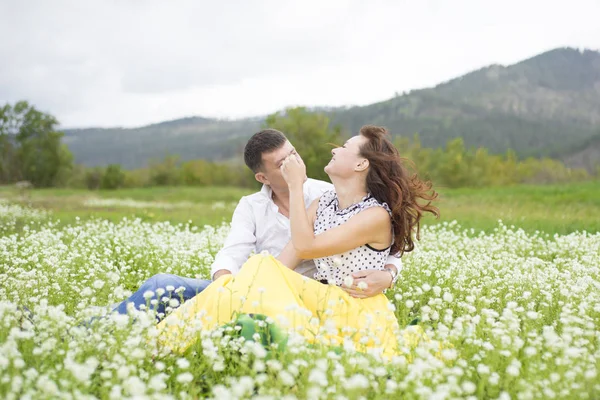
[255,172,269,185]
[355,159,369,172]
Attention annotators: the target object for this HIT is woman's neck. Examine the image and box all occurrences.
[331,177,368,210]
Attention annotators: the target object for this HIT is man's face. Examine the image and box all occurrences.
[256,141,306,192]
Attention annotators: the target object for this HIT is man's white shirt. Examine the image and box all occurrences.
[210,178,402,279]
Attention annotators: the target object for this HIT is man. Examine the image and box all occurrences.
[113,129,401,320]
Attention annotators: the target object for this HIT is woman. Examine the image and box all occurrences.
[156,125,438,358]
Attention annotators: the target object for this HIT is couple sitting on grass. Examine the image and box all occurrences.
[112,125,438,358]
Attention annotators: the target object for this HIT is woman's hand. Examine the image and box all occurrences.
[280,154,306,189]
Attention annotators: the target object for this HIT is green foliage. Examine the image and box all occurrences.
[395,135,593,188]
[148,155,181,186]
[96,155,258,189]
[85,167,103,190]
[101,164,126,190]
[0,101,73,187]
[264,107,342,182]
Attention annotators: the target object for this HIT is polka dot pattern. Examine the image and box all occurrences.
[312,190,392,286]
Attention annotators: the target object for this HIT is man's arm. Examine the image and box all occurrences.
[343,255,402,298]
[210,197,257,280]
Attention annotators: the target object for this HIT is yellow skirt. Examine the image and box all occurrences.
[156,254,415,358]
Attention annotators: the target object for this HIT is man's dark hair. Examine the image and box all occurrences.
[244,129,288,172]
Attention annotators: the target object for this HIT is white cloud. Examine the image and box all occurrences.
[1,0,599,128]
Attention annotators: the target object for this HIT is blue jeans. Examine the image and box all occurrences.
[112,274,211,322]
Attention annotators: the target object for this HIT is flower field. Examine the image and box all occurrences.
[0,196,599,399]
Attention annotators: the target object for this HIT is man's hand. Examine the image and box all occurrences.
[342,269,393,298]
[212,269,232,281]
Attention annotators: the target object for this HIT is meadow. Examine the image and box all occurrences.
[0,182,599,399]
[1,181,599,233]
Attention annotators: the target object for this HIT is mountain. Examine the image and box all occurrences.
[63,117,261,169]
[329,47,600,156]
[63,47,600,169]
[561,133,600,172]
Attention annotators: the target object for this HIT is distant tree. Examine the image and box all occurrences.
[0,128,18,184]
[181,159,213,186]
[0,101,73,187]
[101,164,125,189]
[149,155,181,186]
[85,167,104,190]
[264,107,342,182]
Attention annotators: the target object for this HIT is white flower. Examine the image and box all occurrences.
[148,373,167,391]
[176,358,190,369]
[357,281,368,290]
[477,364,490,375]
[279,370,295,386]
[461,381,476,395]
[343,276,354,288]
[346,374,369,389]
[213,360,225,371]
[176,372,194,384]
[308,369,328,387]
[254,360,265,372]
[124,376,146,396]
[498,392,511,400]
[506,361,521,377]
[165,285,175,292]
[143,290,155,300]
[117,366,130,379]
[526,311,538,320]
[267,360,283,371]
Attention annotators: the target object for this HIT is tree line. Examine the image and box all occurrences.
[1,101,597,190]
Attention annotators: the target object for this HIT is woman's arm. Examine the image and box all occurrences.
[291,204,391,259]
[276,241,302,270]
[277,196,320,269]
[281,155,391,260]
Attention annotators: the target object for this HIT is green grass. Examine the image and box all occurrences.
[430,180,600,234]
[1,181,599,234]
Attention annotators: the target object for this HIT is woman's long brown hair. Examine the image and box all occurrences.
[358,125,439,256]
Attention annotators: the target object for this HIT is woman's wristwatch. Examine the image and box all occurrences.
[384,266,399,289]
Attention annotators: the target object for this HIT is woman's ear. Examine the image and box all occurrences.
[255,172,269,185]
[355,159,369,172]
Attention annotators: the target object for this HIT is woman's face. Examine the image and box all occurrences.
[324,135,368,177]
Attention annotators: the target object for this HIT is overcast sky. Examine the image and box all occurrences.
[1,0,599,128]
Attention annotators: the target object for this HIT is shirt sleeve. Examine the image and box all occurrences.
[210,196,257,280]
[384,253,403,272]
